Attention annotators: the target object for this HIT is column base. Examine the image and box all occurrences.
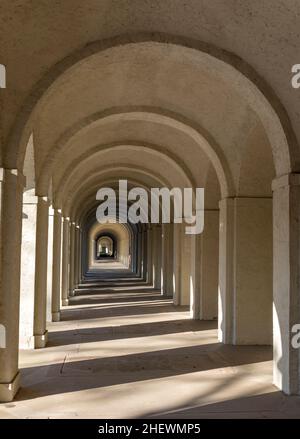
[61,298,69,306]
[69,289,75,297]
[34,330,48,349]
[52,311,60,322]
[0,371,20,402]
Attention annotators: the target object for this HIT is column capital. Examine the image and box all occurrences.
[272,173,300,191]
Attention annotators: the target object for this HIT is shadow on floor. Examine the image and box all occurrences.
[48,319,217,346]
[17,342,272,401]
[69,290,163,301]
[76,281,153,289]
[14,286,274,415]
[145,391,300,419]
[61,300,185,321]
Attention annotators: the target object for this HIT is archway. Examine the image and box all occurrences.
[0,34,299,404]
[96,235,116,259]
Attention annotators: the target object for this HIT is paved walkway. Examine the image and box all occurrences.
[1,283,300,418]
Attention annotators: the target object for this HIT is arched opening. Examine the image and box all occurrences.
[96,235,115,259]
[0,29,299,414]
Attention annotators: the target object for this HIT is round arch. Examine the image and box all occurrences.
[4,35,297,197]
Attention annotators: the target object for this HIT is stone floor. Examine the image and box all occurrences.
[1,285,300,419]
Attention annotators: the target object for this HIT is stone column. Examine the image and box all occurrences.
[61,217,70,306]
[161,223,173,297]
[218,197,272,345]
[173,222,182,305]
[173,222,193,306]
[199,210,219,320]
[19,192,49,349]
[152,225,162,289]
[272,174,300,395]
[68,222,76,297]
[51,208,62,321]
[0,169,4,319]
[146,227,153,285]
[0,169,24,402]
[19,190,38,349]
[218,198,234,343]
[78,228,83,284]
[46,207,54,322]
[137,230,143,278]
[74,225,80,288]
[33,196,49,348]
[151,235,156,284]
[180,231,193,306]
[190,232,201,319]
[141,230,148,281]
[132,232,138,274]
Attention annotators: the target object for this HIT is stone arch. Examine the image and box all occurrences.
[1,32,300,403]
[88,222,132,268]
[53,143,195,207]
[4,34,297,192]
[53,140,197,197]
[60,168,175,217]
[37,109,232,198]
[95,234,115,259]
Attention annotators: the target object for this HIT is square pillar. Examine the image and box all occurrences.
[0,169,24,401]
[33,196,49,348]
[173,223,182,305]
[152,225,162,290]
[190,232,201,319]
[78,229,83,283]
[74,225,80,288]
[146,227,153,285]
[218,197,272,345]
[161,223,173,297]
[199,210,219,320]
[51,208,62,321]
[272,173,300,394]
[19,191,38,349]
[141,230,147,281]
[173,223,192,306]
[137,230,143,278]
[218,198,234,343]
[180,231,193,306]
[68,222,76,297]
[61,217,70,306]
[19,192,49,349]
[46,206,54,322]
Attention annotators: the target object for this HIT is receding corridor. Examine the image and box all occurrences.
[3,3,300,418]
[1,275,299,419]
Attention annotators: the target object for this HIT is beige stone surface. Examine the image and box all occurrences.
[1,0,300,404]
[0,287,299,419]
